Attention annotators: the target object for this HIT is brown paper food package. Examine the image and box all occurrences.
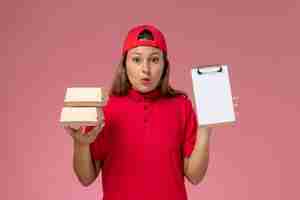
[63,87,107,107]
[59,107,103,130]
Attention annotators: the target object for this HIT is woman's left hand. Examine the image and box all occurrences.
[198,126,213,137]
[232,95,240,127]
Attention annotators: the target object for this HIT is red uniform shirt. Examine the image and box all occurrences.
[86,88,198,200]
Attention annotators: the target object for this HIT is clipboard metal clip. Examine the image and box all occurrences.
[195,64,224,75]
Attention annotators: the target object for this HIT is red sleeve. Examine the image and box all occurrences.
[182,97,198,157]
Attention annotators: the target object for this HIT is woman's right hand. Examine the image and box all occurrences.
[64,109,105,146]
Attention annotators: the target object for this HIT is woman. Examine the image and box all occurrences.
[65,24,215,200]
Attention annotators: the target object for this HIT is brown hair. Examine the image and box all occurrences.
[109,53,187,98]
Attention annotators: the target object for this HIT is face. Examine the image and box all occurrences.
[126,46,164,93]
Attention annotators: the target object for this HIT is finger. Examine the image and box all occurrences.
[87,130,100,141]
[92,123,103,132]
[89,123,105,139]
[235,112,240,118]
[72,126,81,134]
[88,133,98,142]
[64,126,74,134]
[69,131,76,138]
[64,125,73,131]
[99,122,105,132]
[234,104,239,108]
[65,127,76,138]
[93,123,105,136]
[97,108,104,120]
[233,99,239,103]
[67,126,79,133]
[96,108,101,121]
[87,124,101,138]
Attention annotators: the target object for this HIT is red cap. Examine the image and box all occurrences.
[122,25,167,55]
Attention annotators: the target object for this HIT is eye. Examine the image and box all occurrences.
[132,57,141,63]
[151,57,160,64]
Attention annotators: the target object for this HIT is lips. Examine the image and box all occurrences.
[141,78,151,84]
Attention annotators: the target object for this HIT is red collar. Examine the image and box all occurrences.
[128,88,161,102]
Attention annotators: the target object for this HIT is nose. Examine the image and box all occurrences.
[141,60,151,75]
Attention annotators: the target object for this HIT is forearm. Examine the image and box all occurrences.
[186,127,211,185]
[73,141,97,186]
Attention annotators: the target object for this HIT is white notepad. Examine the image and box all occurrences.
[64,87,106,107]
[191,64,236,126]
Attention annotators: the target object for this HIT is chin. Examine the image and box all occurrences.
[136,85,155,93]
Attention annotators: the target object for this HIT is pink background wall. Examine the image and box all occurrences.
[2,0,299,199]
